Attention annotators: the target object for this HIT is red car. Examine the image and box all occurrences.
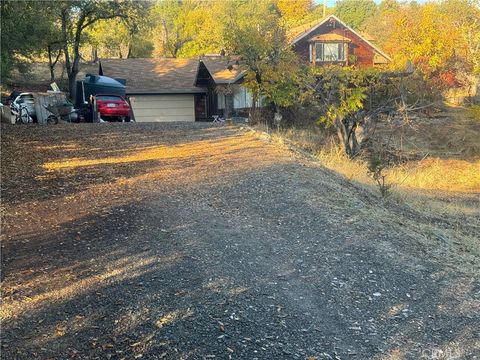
[94,94,131,122]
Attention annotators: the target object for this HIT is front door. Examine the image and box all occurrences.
[194,94,207,121]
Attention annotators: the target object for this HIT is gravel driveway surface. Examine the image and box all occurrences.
[1,123,479,359]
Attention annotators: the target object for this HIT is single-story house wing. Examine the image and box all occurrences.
[101,58,205,122]
[101,57,251,122]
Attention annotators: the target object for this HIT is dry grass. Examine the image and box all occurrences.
[259,106,480,210]
[258,121,480,277]
[252,120,480,275]
[317,146,480,193]
[386,158,480,192]
[467,104,480,121]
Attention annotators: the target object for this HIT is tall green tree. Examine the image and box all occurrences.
[54,0,144,97]
[0,1,55,84]
[175,0,231,57]
[224,0,311,113]
[151,0,194,57]
[151,0,231,58]
[362,0,399,48]
[334,0,377,29]
[378,0,399,13]
[41,9,64,83]
[275,0,314,27]
[86,1,153,60]
[87,20,131,60]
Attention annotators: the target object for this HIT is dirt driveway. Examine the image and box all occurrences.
[1,123,478,359]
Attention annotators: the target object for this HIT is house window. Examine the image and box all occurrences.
[217,93,225,109]
[233,86,253,109]
[315,43,346,62]
[217,87,262,111]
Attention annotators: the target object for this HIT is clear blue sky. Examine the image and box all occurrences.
[316,0,427,6]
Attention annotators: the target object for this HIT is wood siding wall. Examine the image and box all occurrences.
[195,62,218,119]
[292,23,376,67]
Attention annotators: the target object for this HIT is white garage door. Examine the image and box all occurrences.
[129,94,195,122]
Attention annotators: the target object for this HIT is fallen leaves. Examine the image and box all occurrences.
[155,308,194,329]
[55,324,66,337]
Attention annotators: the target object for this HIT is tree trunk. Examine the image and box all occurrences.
[225,93,234,119]
[68,54,81,100]
[91,46,98,62]
[273,105,282,131]
[335,118,352,156]
[127,42,132,58]
[47,45,62,84]
[47,45,55,83]
[249,93,258,124]
[61,7,85,100]
[61,9,72,92]
[349,125,361,156]
[335,117,362,158]
[69,26,84,100]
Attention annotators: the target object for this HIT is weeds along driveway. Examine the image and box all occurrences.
[1,123,478,359]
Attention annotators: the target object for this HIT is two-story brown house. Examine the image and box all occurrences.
[288,14,391,67]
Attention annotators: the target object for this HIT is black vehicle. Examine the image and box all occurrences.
[75,74,126,108]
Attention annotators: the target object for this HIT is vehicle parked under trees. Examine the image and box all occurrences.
[94,94,131,122]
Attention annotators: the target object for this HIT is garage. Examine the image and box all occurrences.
[100,57,244,123]
[101,58,205,123]
[129,94,195,122]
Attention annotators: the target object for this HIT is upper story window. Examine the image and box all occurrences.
[315,43,346,62]
[308,33,351,63]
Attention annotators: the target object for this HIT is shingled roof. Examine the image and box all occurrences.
[200,56,246,84]
[100,58,205,94]
[287,18,327,44]
[100,57,247,94]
